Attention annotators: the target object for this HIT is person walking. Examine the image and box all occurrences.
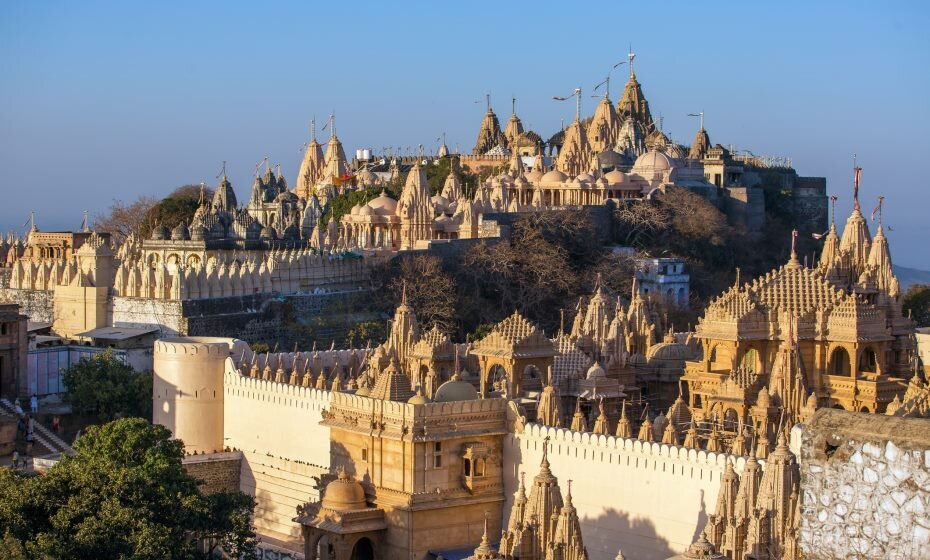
[30,394,38,414]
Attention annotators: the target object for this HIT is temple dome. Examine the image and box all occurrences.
[633,150,673,172]
[434,373,479,402]
[259,226,277,240]
[540,169,568,186]
[358,205,374,217]
[646,341,693,362]
[604,170,630,185]
[322,470,367,511]
[171,222,190,241]
[151,224,170,241]
[586,362,607,379]
[366,192,397,215]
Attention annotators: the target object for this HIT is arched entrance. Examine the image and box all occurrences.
[351,537,374,560]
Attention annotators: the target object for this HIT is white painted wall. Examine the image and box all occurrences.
[224,369,333,552]
[504,424,749,560]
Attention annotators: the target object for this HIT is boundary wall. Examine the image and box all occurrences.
[224,368,333,551]
[505,423,750,560]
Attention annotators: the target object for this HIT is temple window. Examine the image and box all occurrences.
[859,349,878,374]
[433,442,442,468]
[828,347,851,376]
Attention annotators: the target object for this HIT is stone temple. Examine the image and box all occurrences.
[151,195,924,558]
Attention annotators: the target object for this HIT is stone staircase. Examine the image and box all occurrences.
[0,398,75,456]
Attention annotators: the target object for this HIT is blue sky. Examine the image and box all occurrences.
[1,1,928,267]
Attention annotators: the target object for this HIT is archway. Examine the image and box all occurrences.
[351,537,374,560]
[858,348,878,374]
[828,347,851,376]
[489,365,509,395]
[723,408,739,432]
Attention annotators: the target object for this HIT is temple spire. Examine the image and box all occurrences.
[787,229,801,269]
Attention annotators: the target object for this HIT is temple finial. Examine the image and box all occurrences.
[853,154,861,211]
[829,194,838,226]
[628,44,635,78]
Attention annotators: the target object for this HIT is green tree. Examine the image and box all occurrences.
[61,350,152,421]
[0,418,256,559]
[345,320,388,348]
[903,284,930,327]
[143,184,212,238]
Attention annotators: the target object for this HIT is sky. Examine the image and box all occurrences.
[0,1,928,267]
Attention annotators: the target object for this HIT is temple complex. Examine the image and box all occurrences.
[682,181,915,445]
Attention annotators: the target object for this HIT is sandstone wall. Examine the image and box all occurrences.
[799,408,930,559]
[506,423,747,560]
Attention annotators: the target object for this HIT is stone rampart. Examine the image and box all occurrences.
[799,409,930,559]
[506,423,748,560]
[183,451,242,494]
[223,368,333,552]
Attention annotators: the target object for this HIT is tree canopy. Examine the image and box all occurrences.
[93,185,211,242]
[903,284,930,327]
[0,418,256,559]
[61,349,152,421]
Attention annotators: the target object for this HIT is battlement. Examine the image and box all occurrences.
[521,422,747,471]
[154,336,237,356]
[224,368,333,407]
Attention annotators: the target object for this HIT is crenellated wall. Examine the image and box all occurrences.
[223,368,334,551]
[504,423,749,560]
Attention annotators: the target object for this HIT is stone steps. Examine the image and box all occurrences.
[0,398,75,456]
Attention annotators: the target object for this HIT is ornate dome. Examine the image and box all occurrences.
[259,226,277,240]
[540,169,568,186]
[433,373,479,402]
[322,470,367,511]
[575,172,595,183]
[604,170,630,185]
[633,150,673,172]
[629,353,647,368]
[586,362,607,379]
[646,341,693,362]
[366,192,397,215]
[408,388,431,405]
[171,222,190,241]
[151,224,170,241]
[358,204,374,217]
[525,169,544,183]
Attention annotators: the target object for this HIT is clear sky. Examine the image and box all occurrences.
[1,1,928,267]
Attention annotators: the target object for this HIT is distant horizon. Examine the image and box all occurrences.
[1,1,928,268]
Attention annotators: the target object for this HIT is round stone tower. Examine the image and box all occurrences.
[153,337,233,454]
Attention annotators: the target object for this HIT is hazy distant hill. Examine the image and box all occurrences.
[895,265,930,290]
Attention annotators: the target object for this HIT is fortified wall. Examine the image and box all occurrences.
[505,423,749,560]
